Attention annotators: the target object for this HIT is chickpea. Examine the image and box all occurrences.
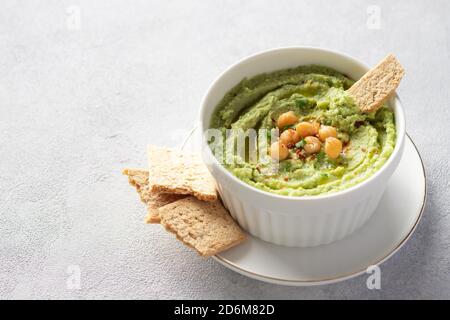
[312,121,320,132]
[318,125,337,142]
[270,141,290,161]
[303,136,322,154]
[279,129,301,146]
[296,121,319,138]
[324,137,343,159]
[277,111,298,129]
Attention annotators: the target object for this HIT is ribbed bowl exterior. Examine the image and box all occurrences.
[216,183,384,247]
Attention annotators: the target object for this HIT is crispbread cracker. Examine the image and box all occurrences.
[158,196,246,257]
[147,146,217,201]
[348,54,405,113]
[122,168,185,223]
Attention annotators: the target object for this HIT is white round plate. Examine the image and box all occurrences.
[183,131,426,286]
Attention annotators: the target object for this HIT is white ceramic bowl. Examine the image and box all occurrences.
[199,47,405,247]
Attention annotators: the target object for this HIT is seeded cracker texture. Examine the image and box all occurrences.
[147,145,217,201]
[347,54,405,113]
[158,196,246,257]
[122,168,185,223]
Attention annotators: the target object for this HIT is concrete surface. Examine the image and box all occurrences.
[0,0,449,299]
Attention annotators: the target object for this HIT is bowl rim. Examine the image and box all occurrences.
[199,46,406,202]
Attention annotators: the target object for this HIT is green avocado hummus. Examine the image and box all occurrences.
[209,65,396,196]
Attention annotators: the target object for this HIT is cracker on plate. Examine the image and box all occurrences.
[147,146,217,202]
[122,168,185,223]
[158,196,246,257]
[347,54,405,113]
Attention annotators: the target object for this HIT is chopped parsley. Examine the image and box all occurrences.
[282,124,296,131]
[282,161,292,171]
[295,97,309,109]
[314,151,326,169]
[295,138,306,149]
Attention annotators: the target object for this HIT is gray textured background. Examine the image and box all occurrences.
[0,0,448,299]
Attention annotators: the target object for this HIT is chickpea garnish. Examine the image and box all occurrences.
[296,121,319,138]
[277,111,298,129]
[318,125,337,142]
[303,136,322,154]
[279,129,301,146]
[270,141,290,161]
[324,137,343,159]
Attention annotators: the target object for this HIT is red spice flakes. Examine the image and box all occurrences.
[354,121,365,128]
[287,143,295,149]
[295,149,306,160]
